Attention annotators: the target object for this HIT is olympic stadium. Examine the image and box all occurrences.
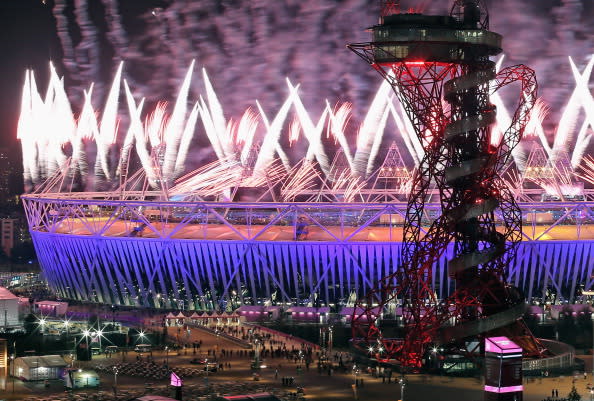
[17,31,594,312]
[21,192,594,310]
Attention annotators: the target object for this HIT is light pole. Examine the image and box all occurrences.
[165,346,169,365]
[9,354,14,394]
[431,347,438,370]
[253,337,261,369]
[63,319,70,338]
[96,329,103,351]
[138,331,146,344]
[83,329,91,361]
[113,366,118,395]
[328,327,333,355]
[399,375,407,401]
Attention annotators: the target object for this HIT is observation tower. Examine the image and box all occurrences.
[348,0,539,368]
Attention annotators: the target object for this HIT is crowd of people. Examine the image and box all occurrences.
[19,381,291,401]
[94,359,204,380]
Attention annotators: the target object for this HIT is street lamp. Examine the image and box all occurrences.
[253,337,262,369]
[96,329,103,351]
[9,354,14,393]
[82,329,91,361]
[137,330,146,345]
[165,346,169,365]
[113,366,118,395]
[399,375,407,401]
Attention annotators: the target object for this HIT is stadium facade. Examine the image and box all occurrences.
[23,193,594,310]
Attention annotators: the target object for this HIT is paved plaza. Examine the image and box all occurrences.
[1,322,593,401]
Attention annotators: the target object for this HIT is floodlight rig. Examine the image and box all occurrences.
[348,0,538,368]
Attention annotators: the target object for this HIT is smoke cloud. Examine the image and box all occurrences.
[49,0,594,145]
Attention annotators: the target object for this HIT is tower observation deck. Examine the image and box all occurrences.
[348,1,541,368]
[371,13,501,64]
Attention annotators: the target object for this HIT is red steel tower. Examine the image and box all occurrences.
[349,0,538,368]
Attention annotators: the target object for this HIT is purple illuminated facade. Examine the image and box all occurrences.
[22,192,594,310]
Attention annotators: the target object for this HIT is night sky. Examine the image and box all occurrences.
[0,0,59,149]
[1,0,593,156]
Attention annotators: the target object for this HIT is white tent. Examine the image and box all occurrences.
[12,355,68,381]
[0,287,19,327]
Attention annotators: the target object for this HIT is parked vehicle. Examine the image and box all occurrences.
[105,345,118,354]
[134,344,152,353]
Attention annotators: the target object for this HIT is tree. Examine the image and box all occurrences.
[567,384,581,401]
[23,313,37,334]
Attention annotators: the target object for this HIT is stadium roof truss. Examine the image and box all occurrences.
[21,194,594,310]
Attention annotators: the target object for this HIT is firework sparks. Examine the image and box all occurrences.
[16,56,594,201]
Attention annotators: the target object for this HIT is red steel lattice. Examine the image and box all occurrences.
[348,1,538,368]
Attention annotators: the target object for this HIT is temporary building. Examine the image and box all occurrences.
[286,306,330,323]
[12,355,68,381]
[64,368,100,388]
[0,287,19,327]
[34,300,68,316]
[339,306,381,323]
[17,297,31,315]
[236,306,280,322]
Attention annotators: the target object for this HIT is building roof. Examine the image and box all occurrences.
[339,306,381,315]
[286,306,330,314]
[35,300,68,306]
[236,305,280,312]
[17,355,68,368]
[0,287,18,300]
